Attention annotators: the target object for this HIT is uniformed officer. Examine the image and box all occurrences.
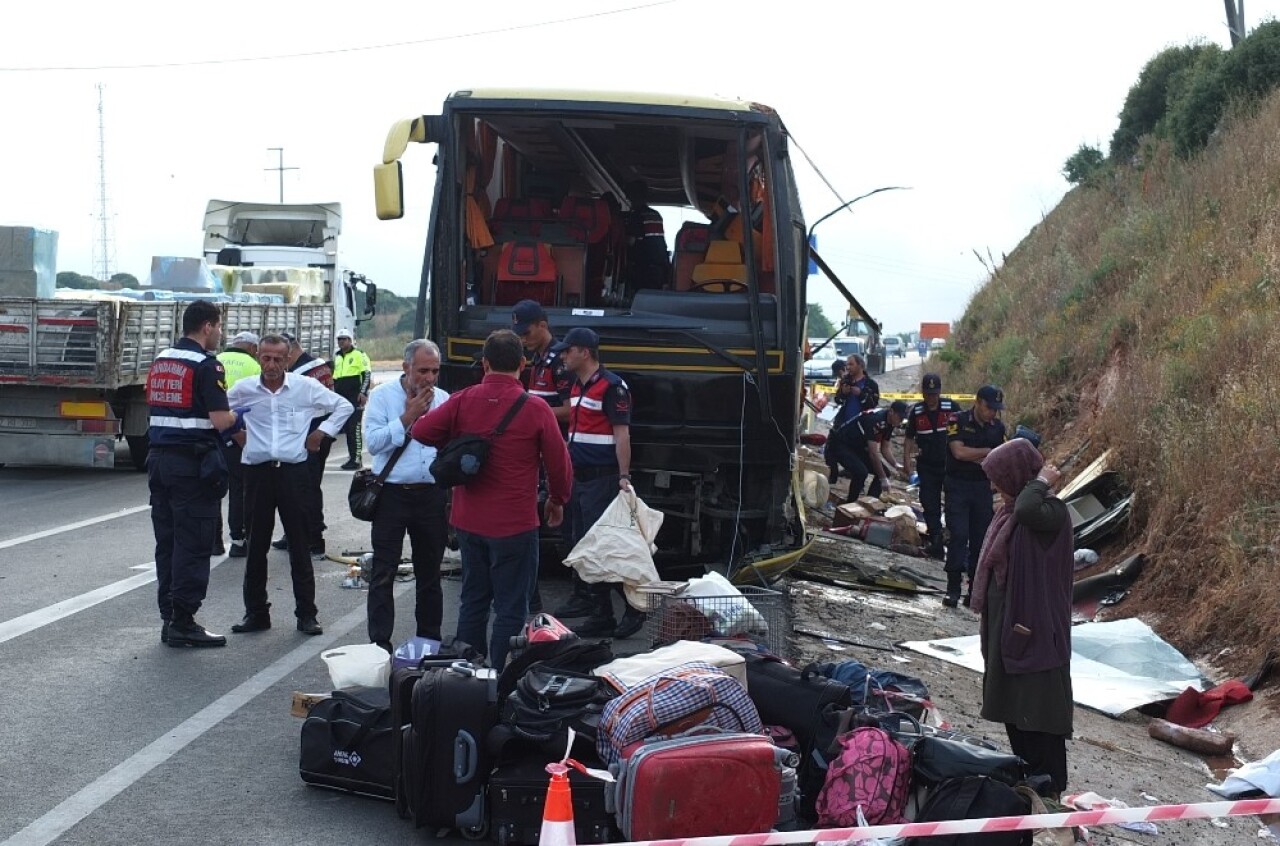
[828,400,908,503]
[269,333,338,558]
[146,300,242,648]
[903,373,961,559]
[215,332,261,558]
[623,180,669,291]
[557,328,644,639]
[944,384,1007,607]
[332,329,372,469]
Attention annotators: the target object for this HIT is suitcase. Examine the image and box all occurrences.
[299,686,397,800]
[609,732,781,840]
[489,756,618,845]
[400,662,499,835]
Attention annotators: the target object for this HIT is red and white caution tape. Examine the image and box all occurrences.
[607,797,1280,846]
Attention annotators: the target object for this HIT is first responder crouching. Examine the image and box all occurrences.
[146,300,241,648]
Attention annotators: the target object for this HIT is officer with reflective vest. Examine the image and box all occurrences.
[944,384,1007,608]
[214,332,261,558]
[146,300,242,648]
[268,333,338,558]
[332,329,372,469]
[513,299,572,423]
[903,373,961,560]
[557,327,645,640]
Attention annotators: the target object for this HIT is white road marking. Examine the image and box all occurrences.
[0,588,401,846]
[0,506,152,552]
[0,555,227,647]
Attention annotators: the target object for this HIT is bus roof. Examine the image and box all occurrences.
[447,88,769,115]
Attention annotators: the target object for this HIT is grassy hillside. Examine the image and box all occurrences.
[940,88,1280,669]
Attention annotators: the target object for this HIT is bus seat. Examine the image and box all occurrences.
[690,240,747,290]
[558,197,611,244]
[672,222,710,291]
[551,244,586,306]
[492,197,554,241]
[494,241,558,306]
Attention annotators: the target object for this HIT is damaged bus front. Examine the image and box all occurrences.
[373,89,811,579]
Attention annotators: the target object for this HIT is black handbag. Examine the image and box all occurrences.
[347,440,411,522]
[430,393,527,488]
[299,686,396,800]
[910,734,1027,787]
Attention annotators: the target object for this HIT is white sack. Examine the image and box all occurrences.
[563,489,663,610]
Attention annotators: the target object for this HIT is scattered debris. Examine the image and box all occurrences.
[792,626,895,651]
[1147,717,1237,756]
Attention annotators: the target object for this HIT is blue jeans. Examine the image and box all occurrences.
[455,528,539,670]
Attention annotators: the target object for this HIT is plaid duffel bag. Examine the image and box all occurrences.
[597,661,763,766]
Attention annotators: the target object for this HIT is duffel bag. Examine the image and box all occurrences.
[597,662,762,766]
[497,664,613,755]
[912,735,1027,788]
[300,686,396,800]
[908,776,1031,845]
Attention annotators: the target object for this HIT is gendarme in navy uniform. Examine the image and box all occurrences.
[146,300,239,648]
[903,373,961,559]
[943,384,1007,607]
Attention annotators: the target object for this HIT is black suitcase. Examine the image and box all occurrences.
[489,757,618,846]
[299,686,396,800]
[401,662,499,836]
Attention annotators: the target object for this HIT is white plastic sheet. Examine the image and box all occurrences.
[901,617,1204,716]
[563,490,663,610]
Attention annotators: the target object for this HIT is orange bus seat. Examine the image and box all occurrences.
[558,197,612,244]
[492,198,554,241]
[494,241,558,306]
[672,222,710,291]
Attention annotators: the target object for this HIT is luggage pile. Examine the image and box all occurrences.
[297,615,1057,845]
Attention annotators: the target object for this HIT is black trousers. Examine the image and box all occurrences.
[243,461,317,619]
[827,432,882,503]
[304,430,331,548]
[219,441,246,541]
[1006,724,1068,795]
[367,484,448,647]
[148,448,218,620]
[917,463,945,555]
[568,472,633,622]
[343,407,363,462]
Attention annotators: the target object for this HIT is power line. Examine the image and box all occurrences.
[0,2,675,72]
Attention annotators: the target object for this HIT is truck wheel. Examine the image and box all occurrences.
[126,435,150,471]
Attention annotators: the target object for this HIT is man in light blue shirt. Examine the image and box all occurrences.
[363,339,451,652]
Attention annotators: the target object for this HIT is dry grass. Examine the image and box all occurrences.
[942,88,1280,674]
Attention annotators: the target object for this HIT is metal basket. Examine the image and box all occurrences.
[645,585,786,656]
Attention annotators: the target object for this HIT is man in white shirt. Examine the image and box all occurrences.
[226,334,353,636]
[362,339,450,652]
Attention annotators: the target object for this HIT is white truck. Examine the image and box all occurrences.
[0,201,374,469]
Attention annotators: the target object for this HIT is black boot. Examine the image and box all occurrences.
[942,571,963,609]
[573,589,616,637]
[167,613,227,648]
[552,574,598,618]
[613,609,647,640]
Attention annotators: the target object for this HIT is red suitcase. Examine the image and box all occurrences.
[611,732,781,839]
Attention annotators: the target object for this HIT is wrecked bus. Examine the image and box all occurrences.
[372,89,811,580]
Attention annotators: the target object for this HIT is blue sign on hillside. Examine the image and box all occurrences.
[808,234,818,275]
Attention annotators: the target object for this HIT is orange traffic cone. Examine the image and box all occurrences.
[540,763,576,846]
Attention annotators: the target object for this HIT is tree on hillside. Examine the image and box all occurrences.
[1111,44,1210,161]
[1165,45,1229,156]
[110,272,140,289]
[1063,144,1106,185]
[806,303,836,337]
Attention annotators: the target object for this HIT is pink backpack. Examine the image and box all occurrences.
[815,726,911,826]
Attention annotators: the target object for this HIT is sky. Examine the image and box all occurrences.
[0,0,1272,335]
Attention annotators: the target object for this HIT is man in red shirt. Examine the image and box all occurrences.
[410,330,572,669]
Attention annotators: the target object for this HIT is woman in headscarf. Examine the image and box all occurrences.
[974,438,1074,796]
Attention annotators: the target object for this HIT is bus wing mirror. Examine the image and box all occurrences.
[374,161,404,220]
[382,115,445,163]
[363,282,377,315]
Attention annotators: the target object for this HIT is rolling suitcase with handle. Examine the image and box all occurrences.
[400,662,499,836]
[488,755,618,845]
[609,732,781,840]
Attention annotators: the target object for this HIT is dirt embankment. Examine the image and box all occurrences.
[787,364,1274,844]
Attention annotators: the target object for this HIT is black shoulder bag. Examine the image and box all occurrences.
[430,393,528,488]
[348,440,411,522]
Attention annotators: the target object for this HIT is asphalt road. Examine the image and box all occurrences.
[0,446,577,846]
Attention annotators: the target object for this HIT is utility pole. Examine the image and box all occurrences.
[1225,0,1246,46]
[93,83,114,283]
[265,147,298,203]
